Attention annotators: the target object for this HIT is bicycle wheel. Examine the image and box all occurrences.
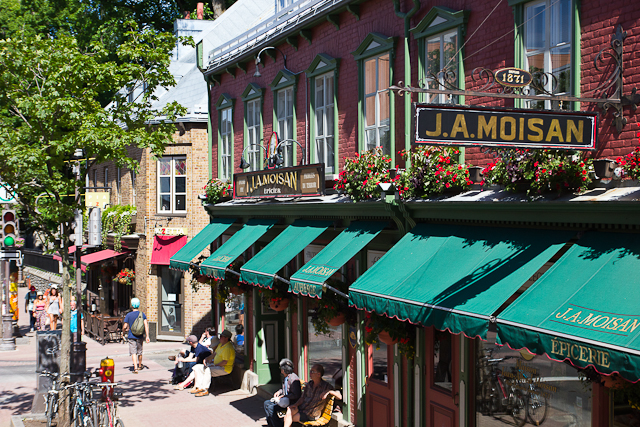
[46,394,57,427]
[115,419,125,427]
[527,390,549,426]
[511,389,527,427]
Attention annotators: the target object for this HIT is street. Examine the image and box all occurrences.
[0,286,268,427]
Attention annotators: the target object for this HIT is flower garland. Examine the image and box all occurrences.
[334,147,392,201]
[203,179,233,205]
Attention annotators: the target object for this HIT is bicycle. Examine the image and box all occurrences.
[39,370,69,427]
[69,373,100,427]
[480,357,527,426]
[94,382,124,427]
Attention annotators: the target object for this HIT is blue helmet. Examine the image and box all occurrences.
[131,297,140,309]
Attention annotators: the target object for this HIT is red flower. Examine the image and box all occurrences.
[365,326,373,333]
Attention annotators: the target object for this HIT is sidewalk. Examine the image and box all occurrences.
[1,286,268,427]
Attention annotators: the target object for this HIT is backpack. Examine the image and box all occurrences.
[131,311,145,337]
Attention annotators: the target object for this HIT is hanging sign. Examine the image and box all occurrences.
[414,104,597,150]
[154,227,188,236]
[85,192,110,209]
[495,67,533,88]
[234,163,325,199]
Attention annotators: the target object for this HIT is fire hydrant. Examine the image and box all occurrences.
[99,357,115,400]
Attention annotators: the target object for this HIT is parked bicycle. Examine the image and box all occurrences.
[69,373,100,427]
[39,370,69,427]
[94,382,124,427]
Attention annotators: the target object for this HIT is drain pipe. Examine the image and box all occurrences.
[393,0,420,167]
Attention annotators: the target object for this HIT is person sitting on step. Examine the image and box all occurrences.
[189,329,236,397]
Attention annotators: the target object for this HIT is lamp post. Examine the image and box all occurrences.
[253,46,288,78]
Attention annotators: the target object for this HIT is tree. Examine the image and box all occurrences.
[0,23,185,426]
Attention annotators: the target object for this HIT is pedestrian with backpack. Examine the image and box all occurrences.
[122,297,150,373]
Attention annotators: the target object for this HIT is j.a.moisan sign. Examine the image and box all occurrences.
[414,104,597,150]
[234,163,325,199]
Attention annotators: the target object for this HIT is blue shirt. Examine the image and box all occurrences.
[192,343,211,363]
[70,309,84,333]
[124,310,147,340]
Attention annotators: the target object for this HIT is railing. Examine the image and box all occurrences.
[22,249,60,274]
[83,311,125,345]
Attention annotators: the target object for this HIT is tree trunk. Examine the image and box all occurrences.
[59,239,73,426]
[211,0,225,18]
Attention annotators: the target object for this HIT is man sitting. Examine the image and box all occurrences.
[172,335,211,387]
[283,364,341,427]
[190,329,236,397]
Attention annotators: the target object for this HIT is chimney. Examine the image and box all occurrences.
[184,10,191,19]
[197,3,204,19]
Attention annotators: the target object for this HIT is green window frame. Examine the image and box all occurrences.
[270,70,298,167]
[352,33,395,162]
[306,54,339,175]
[511,0,580,110]
[216,93,235,181]
[242,83,264,172]
[411,7,469,105]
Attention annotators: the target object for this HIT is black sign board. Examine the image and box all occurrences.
[36,330,61,389]
[234,163,325,199]
[414,104,597,150]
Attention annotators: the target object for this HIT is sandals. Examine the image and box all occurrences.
[190,388,204,394]
[195,391,209,397]
[174,384,185,390]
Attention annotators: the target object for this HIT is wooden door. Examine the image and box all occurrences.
[366,341,394,427]
[425,327,460,427]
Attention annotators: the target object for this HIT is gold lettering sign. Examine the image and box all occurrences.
[415,105,597,150]
[550,337,611,368]
[209,255,233,264]
[300,264,336,278]
[553,307,640,334]
[233,164,325,199]
[290,281,320,297]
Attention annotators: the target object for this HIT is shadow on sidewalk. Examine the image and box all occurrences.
[117,379,174,407]
[2,385,36,415]
[228,393,268,422]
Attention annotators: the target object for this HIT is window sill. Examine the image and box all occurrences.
[155,213,187,218]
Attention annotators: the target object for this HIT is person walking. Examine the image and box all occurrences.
[122,298,150,373]
[69,299,85,342]
[24,285,38,332]
[45,284,62,330]
[34,291,47,331]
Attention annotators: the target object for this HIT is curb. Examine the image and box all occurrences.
[11,413,46,427]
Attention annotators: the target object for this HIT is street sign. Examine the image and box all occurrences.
[0,185,16,204]
[85,192,110,209]
[0,250,21,259]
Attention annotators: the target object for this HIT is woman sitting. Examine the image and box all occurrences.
[264,358,302,427]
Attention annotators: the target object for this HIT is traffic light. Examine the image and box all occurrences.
[69,209,83,246]
[1,208,17,248]
[87,207,102,246]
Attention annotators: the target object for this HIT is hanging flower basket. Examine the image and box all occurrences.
[269,298,290,312]
[378,330,399,346]
[196,274,209,284]
[229,286,245,296]
[115,268,135,286]
[327,312,346,327]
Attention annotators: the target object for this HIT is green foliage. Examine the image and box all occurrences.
[334,147,392,202]
[101,205,136,252]
[397,146,472,198]
[203,179,233,204]
[364,312,417,360]
[481,149,592,196]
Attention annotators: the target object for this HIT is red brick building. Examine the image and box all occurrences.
[191,0,640,425]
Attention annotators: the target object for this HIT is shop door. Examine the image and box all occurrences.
[366,342,394,427]
[255,294,285,384]
[158,266,183,335]
[425,327,459,427]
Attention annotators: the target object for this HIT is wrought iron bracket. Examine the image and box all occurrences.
[390,25,639,133]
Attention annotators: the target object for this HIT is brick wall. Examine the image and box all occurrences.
[208,0,640,172]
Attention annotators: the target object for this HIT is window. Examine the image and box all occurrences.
[307,54,339,174]
[131,170,136,207]
[523,0,573,109]
[116,168,121,204]
[216,94,235,181]
[276,0,294,13]
[242,84,264,172]
[270,70,297,168]
[157,157,187,213]
[412,7,469,104]
[353,34,395,158]
[104,168,108,188]
[93,170,98,188]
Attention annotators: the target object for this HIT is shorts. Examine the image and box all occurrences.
[128,338,143,355]
[299,412,312,422]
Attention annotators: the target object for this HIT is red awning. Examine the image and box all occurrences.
[53,248,127,272]
[151,235,187,265]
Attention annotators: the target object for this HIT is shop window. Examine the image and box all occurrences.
[306,54,339,175]
[216,93,235,181]
[475,340,592,426]
[160,266,182,334]
[433,330,453,392]
[157,156,187,214]
[353,33,395,160]
[308,309,343,389]
[411,7,469,105]
[512,0,578,110]
[224,294,245,362]
[371,342,388,383]
[270,71,297,167]
[242,83,264,172]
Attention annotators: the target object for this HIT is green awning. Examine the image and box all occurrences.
[240,220,332,289]
[348,224,572,339]
[497,231,640,381]
[169,218,236,271]
[289,221,387,298]
[200,218,278,279]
